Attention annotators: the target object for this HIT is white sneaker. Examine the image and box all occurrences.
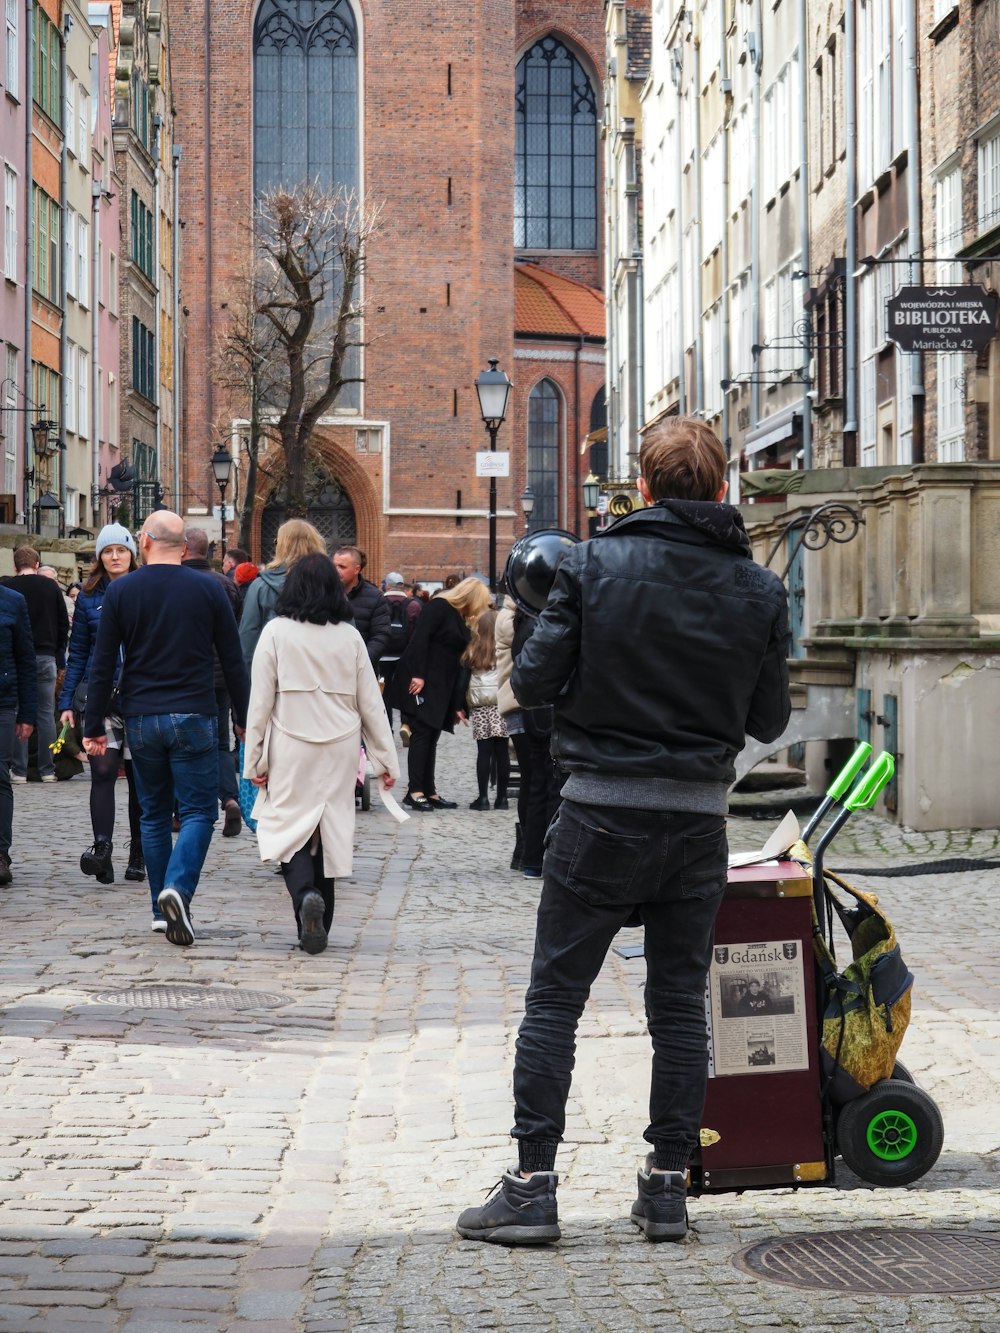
[41,774,57,783]
[9,774,26,784]
[151,918,167,933]
[157,887,194,946]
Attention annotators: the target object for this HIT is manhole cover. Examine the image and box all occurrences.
[736,1229,1000,1294]
[92,985,288,1012]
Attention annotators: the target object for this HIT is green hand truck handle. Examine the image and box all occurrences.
[844,752,895,811]
[801,741,873,843]
[827,741,873,800]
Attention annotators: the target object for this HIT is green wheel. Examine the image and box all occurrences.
[836,1079,944,1187]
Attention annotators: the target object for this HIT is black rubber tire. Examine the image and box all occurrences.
[891,1059,916,1085]
[836,1079,944,1186]
[361,774,371,811]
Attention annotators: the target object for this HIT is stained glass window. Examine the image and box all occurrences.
[253,0,359,196]
[527,380,560,530]
[515,37,597,251]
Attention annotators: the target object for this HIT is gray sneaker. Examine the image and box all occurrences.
[456,1168,560,1245]
[630,1156,688,1241]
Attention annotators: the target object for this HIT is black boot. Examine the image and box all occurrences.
[81,838,114,886]
[456,1168,560,1245]
[124,842,146,882]
[630,1156,688,1242]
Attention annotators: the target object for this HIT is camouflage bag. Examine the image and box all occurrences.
[812,869,914,1105]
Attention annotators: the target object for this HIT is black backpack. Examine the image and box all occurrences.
[385,594,414,657]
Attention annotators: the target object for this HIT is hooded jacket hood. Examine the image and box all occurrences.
[258,565,287,591]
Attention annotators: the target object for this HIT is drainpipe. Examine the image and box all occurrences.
[720,11,732,457]
[904,2,924,463]
[749,3,763,435]
[172,145,182,510]
[23,0,32,494]
[671,48,686,414]
[574,335,582,534]
[58,15,70,516]
[91,180,101,524]
[692,30,703,416]
[797,0,811,468]
[843,0,859,453]
[152,115,162,503]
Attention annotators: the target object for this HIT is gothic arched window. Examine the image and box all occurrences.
[515,36,597,251]
[527,379,561,530]
[253,0,359,197]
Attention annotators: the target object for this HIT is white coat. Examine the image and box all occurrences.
[242,616,400,878]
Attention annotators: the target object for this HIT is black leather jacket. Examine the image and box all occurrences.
[512,500,791,788]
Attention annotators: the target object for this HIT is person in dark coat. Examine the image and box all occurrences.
[387,577,493,810]
[0,544,69,780]
[183,527,245,837]
[457,416,790,1248]
[332,547,392,667]
[0,584,37,885]
[58,523,144,886]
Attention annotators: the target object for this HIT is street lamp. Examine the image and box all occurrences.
[33,490,63,538]
[474,358,512,594]
[519,485,535,532]
[582,472,601,512]
[210,443,234,560]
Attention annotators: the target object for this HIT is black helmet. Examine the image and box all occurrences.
[504,528,581,616]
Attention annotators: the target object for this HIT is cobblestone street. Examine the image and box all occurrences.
[0,732,998,1331]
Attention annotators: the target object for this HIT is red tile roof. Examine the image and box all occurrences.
[515,264,605,340]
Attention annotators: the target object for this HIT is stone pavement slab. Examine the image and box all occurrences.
[0,730,997,1330]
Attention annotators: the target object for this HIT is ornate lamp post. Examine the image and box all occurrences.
[582,472,601,512]
[474,358,512,593]
[519,485,535,533]
[211,444,235,560]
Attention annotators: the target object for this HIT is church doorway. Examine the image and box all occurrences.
[260,460,357,560]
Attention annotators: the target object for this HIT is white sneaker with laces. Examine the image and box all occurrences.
[151,919,167,933]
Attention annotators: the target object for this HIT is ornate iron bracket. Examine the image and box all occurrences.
[763,501,865,584]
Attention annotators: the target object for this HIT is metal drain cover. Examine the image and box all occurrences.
[92,984,288,1012]
[736,1229,1000,1294]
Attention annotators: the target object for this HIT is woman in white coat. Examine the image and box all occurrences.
[243,554,399,954]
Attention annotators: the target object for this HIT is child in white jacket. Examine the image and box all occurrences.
[463,608,510,811]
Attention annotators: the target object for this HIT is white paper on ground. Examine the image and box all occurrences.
[727,809,801,868]
[379,786,411,823]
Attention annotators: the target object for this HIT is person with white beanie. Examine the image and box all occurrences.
[58,523,145,889]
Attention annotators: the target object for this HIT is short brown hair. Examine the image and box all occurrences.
[13,545,40,571]
[639,417,726,502]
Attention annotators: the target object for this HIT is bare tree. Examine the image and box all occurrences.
[216,182,380,532]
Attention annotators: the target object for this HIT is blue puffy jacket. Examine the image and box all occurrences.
[58,580,119,712]
[0,585,38,724]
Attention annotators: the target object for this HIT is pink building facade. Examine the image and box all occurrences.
[0,1,28,526]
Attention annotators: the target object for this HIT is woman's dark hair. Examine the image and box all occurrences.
[275,552,351,625]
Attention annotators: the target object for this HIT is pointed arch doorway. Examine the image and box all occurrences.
[260,459,357,560]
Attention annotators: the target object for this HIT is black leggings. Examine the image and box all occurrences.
[477,737,510,801]
[89,750,142,848]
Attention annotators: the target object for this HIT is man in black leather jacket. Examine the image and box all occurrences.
[457,416,790,1247]
[333,547,392,667]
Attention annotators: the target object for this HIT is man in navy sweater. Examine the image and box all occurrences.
[83,511,250,945]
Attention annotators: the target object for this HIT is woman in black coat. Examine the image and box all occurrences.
[388,577,493,810]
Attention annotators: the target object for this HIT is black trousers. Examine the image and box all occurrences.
[281,839,335,934]
[406,717,441,795]
[512,801,728,1175]
[511,731,562,872]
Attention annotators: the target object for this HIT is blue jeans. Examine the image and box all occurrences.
[125,713,218,917]
[512,800,727,1174]
[0,707,15,852]
[12,655,56,777]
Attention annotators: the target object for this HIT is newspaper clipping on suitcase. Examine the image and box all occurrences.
[707,939,809,1077]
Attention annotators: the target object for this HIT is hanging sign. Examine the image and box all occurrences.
[886,284,999,353]
[476,451,510,477]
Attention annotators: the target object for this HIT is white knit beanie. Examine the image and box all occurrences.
[95,522,137,560]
